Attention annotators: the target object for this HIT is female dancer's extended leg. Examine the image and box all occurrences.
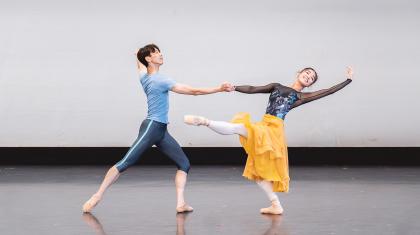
[184,115,247,137]
[184,115,283,214]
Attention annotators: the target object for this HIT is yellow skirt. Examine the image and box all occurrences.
[231,112,289,192]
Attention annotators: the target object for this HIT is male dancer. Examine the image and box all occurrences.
[82,44,232,213]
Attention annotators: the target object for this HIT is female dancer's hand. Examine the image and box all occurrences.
[346,66,353,80]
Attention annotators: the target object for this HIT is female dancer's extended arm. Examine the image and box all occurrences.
[234,83,280,94]
[291,79,352,108]
[291,67,354,109]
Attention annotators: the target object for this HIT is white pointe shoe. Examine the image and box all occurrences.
[260,200,284,215]
[184,115,210,126]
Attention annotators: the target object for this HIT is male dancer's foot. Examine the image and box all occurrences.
[260,199,284,215]
[82,194,102,213]
[82,166,120,213]
[184,115,210,126]
[176,203,194,213]
[174,170,193,213]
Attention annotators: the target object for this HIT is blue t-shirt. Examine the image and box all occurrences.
[140,72,176,124]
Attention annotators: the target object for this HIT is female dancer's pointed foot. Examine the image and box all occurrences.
[176,204,194,213]
[82,194,102,213]
[184,115,210,126]
[260,200,284,215]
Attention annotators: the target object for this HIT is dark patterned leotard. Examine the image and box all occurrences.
[234,79,352,119]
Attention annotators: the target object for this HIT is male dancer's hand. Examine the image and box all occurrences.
[221,82,234,92]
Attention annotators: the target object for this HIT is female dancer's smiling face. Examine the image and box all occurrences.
[297,68,317,87]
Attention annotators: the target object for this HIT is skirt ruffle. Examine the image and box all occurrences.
[231,112,289,192]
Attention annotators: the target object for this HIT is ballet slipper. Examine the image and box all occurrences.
[82,194,101,213]
[176,204,194,213]
[260,200,284,215]
[184,115,209,126]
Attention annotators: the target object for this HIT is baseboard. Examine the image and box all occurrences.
[1,147,419,166]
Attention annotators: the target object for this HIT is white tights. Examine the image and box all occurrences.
[207,121,248,137]
[257,180,279,203]
[206,120,278,204]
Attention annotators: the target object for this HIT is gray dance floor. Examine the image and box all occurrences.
[1,166,419,235]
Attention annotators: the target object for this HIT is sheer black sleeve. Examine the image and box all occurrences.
[234,83,280,94]
[291,79,352,109]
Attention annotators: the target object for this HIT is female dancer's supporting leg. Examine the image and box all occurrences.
[256,180,284,214]
[184,115,283,214]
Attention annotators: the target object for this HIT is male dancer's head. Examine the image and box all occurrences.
[137,44,163,69]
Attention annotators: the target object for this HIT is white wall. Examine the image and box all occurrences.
[1,0,419,147]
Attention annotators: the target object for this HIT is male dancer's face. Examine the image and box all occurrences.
[146,48,164,66]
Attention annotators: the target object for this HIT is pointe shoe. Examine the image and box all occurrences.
[176,204,194,213]
[184,115,209,126]
[82,195,101,213]
[260,200,284,215]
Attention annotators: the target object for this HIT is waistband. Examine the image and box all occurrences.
[144,118,168,127]
[262,114,285,126]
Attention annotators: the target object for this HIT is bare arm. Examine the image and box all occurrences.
[136,60,147,73]
[171,82,232,95]
[234,83,280,94]
[135,50,147,74]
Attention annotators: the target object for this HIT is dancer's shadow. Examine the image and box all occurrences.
[176,212,191,235]
[82,212,192,235]
[82,211,285,234]
[82,213,107,235]
[260,214,289,235]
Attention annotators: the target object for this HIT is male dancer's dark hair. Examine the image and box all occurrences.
[137,44,160,67]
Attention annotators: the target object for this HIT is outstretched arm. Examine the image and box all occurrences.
[171,82,232,95]
[136,60,147,73]
[291,67,353,109]
[234,83,280,94]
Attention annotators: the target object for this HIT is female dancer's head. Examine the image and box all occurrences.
[296,67,318,88]
[137,44,163,68]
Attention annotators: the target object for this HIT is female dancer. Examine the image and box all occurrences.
[184,66,353,214]
[82,44,232,213]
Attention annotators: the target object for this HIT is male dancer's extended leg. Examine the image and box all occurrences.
[82,120,155,212]
[157,130,193,213]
